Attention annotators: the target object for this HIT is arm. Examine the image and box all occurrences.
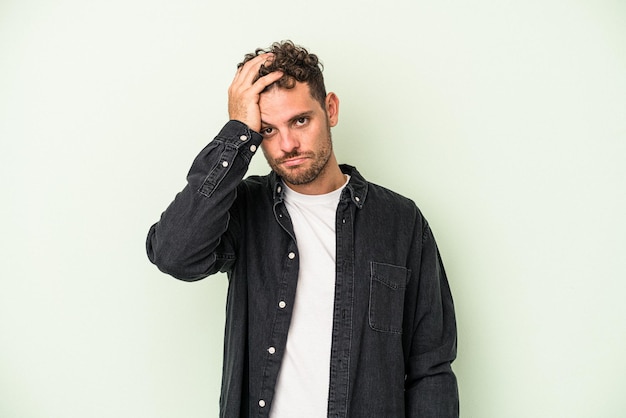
[146,54,283,280]
[404,222,459,417]
[146,120,260,280]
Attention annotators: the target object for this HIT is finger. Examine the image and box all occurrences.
[234,53,273,84]
[251,69,284,92]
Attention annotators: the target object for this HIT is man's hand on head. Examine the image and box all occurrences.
[228,53,283,133]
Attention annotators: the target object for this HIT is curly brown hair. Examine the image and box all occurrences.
[238,40,327,108]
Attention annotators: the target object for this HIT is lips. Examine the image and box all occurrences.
[282,157,309,167]
[278,153,313,167]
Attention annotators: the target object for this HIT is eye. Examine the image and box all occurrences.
[295,117,308,126]
[260,127,274,137]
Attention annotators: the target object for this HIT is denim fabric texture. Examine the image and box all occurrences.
[147,120,459,417]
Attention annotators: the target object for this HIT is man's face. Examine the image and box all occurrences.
[258,82,339,189]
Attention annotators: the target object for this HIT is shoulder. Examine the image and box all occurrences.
[237,172,282,205]
[241,173,271,188]
[366,181,423,218]
[239,173,273,195]
[367,181,415,206]
[344,164,427,223]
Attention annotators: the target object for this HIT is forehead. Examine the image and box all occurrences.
[259,82,322,124]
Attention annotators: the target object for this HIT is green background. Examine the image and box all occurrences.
[1,0,625,416]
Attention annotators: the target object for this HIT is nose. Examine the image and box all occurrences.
[278,129,300,153]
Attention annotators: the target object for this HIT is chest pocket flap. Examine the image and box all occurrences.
[369,262,410,334]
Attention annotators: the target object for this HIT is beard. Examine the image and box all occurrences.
[266,129,333,186]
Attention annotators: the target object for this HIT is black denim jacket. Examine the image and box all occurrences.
[147,121,458,417]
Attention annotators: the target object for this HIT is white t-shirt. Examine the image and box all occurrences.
[269,178,348,417]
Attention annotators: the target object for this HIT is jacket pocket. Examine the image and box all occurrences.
[369,262,410,334]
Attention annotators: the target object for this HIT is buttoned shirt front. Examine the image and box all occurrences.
[147,121,459,417]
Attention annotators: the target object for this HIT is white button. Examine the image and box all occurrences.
[240,135,247,141]
[250,145,257,152]
[222,161,228,167]
[278,301,286,309]
[268,347,276,354]
[259,400,266,408]
[288,252,295,259]
[277,186,282,193]
[355,196,360,202]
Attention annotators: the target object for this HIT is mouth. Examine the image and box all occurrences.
[280,156,310,167]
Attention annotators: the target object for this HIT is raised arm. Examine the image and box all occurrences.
[145,55,283,280]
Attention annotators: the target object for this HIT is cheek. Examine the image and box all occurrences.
[260,142,276,161]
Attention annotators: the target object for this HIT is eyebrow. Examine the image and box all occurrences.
[261,111,315,128]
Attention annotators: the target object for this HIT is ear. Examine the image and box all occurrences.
[325,92,340,127]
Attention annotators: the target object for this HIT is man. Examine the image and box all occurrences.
[146,40,458,417]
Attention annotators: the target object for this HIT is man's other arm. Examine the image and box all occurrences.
[404,221,459,417]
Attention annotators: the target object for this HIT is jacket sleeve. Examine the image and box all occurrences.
[146,120,263,281]
[404,220,459,417]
